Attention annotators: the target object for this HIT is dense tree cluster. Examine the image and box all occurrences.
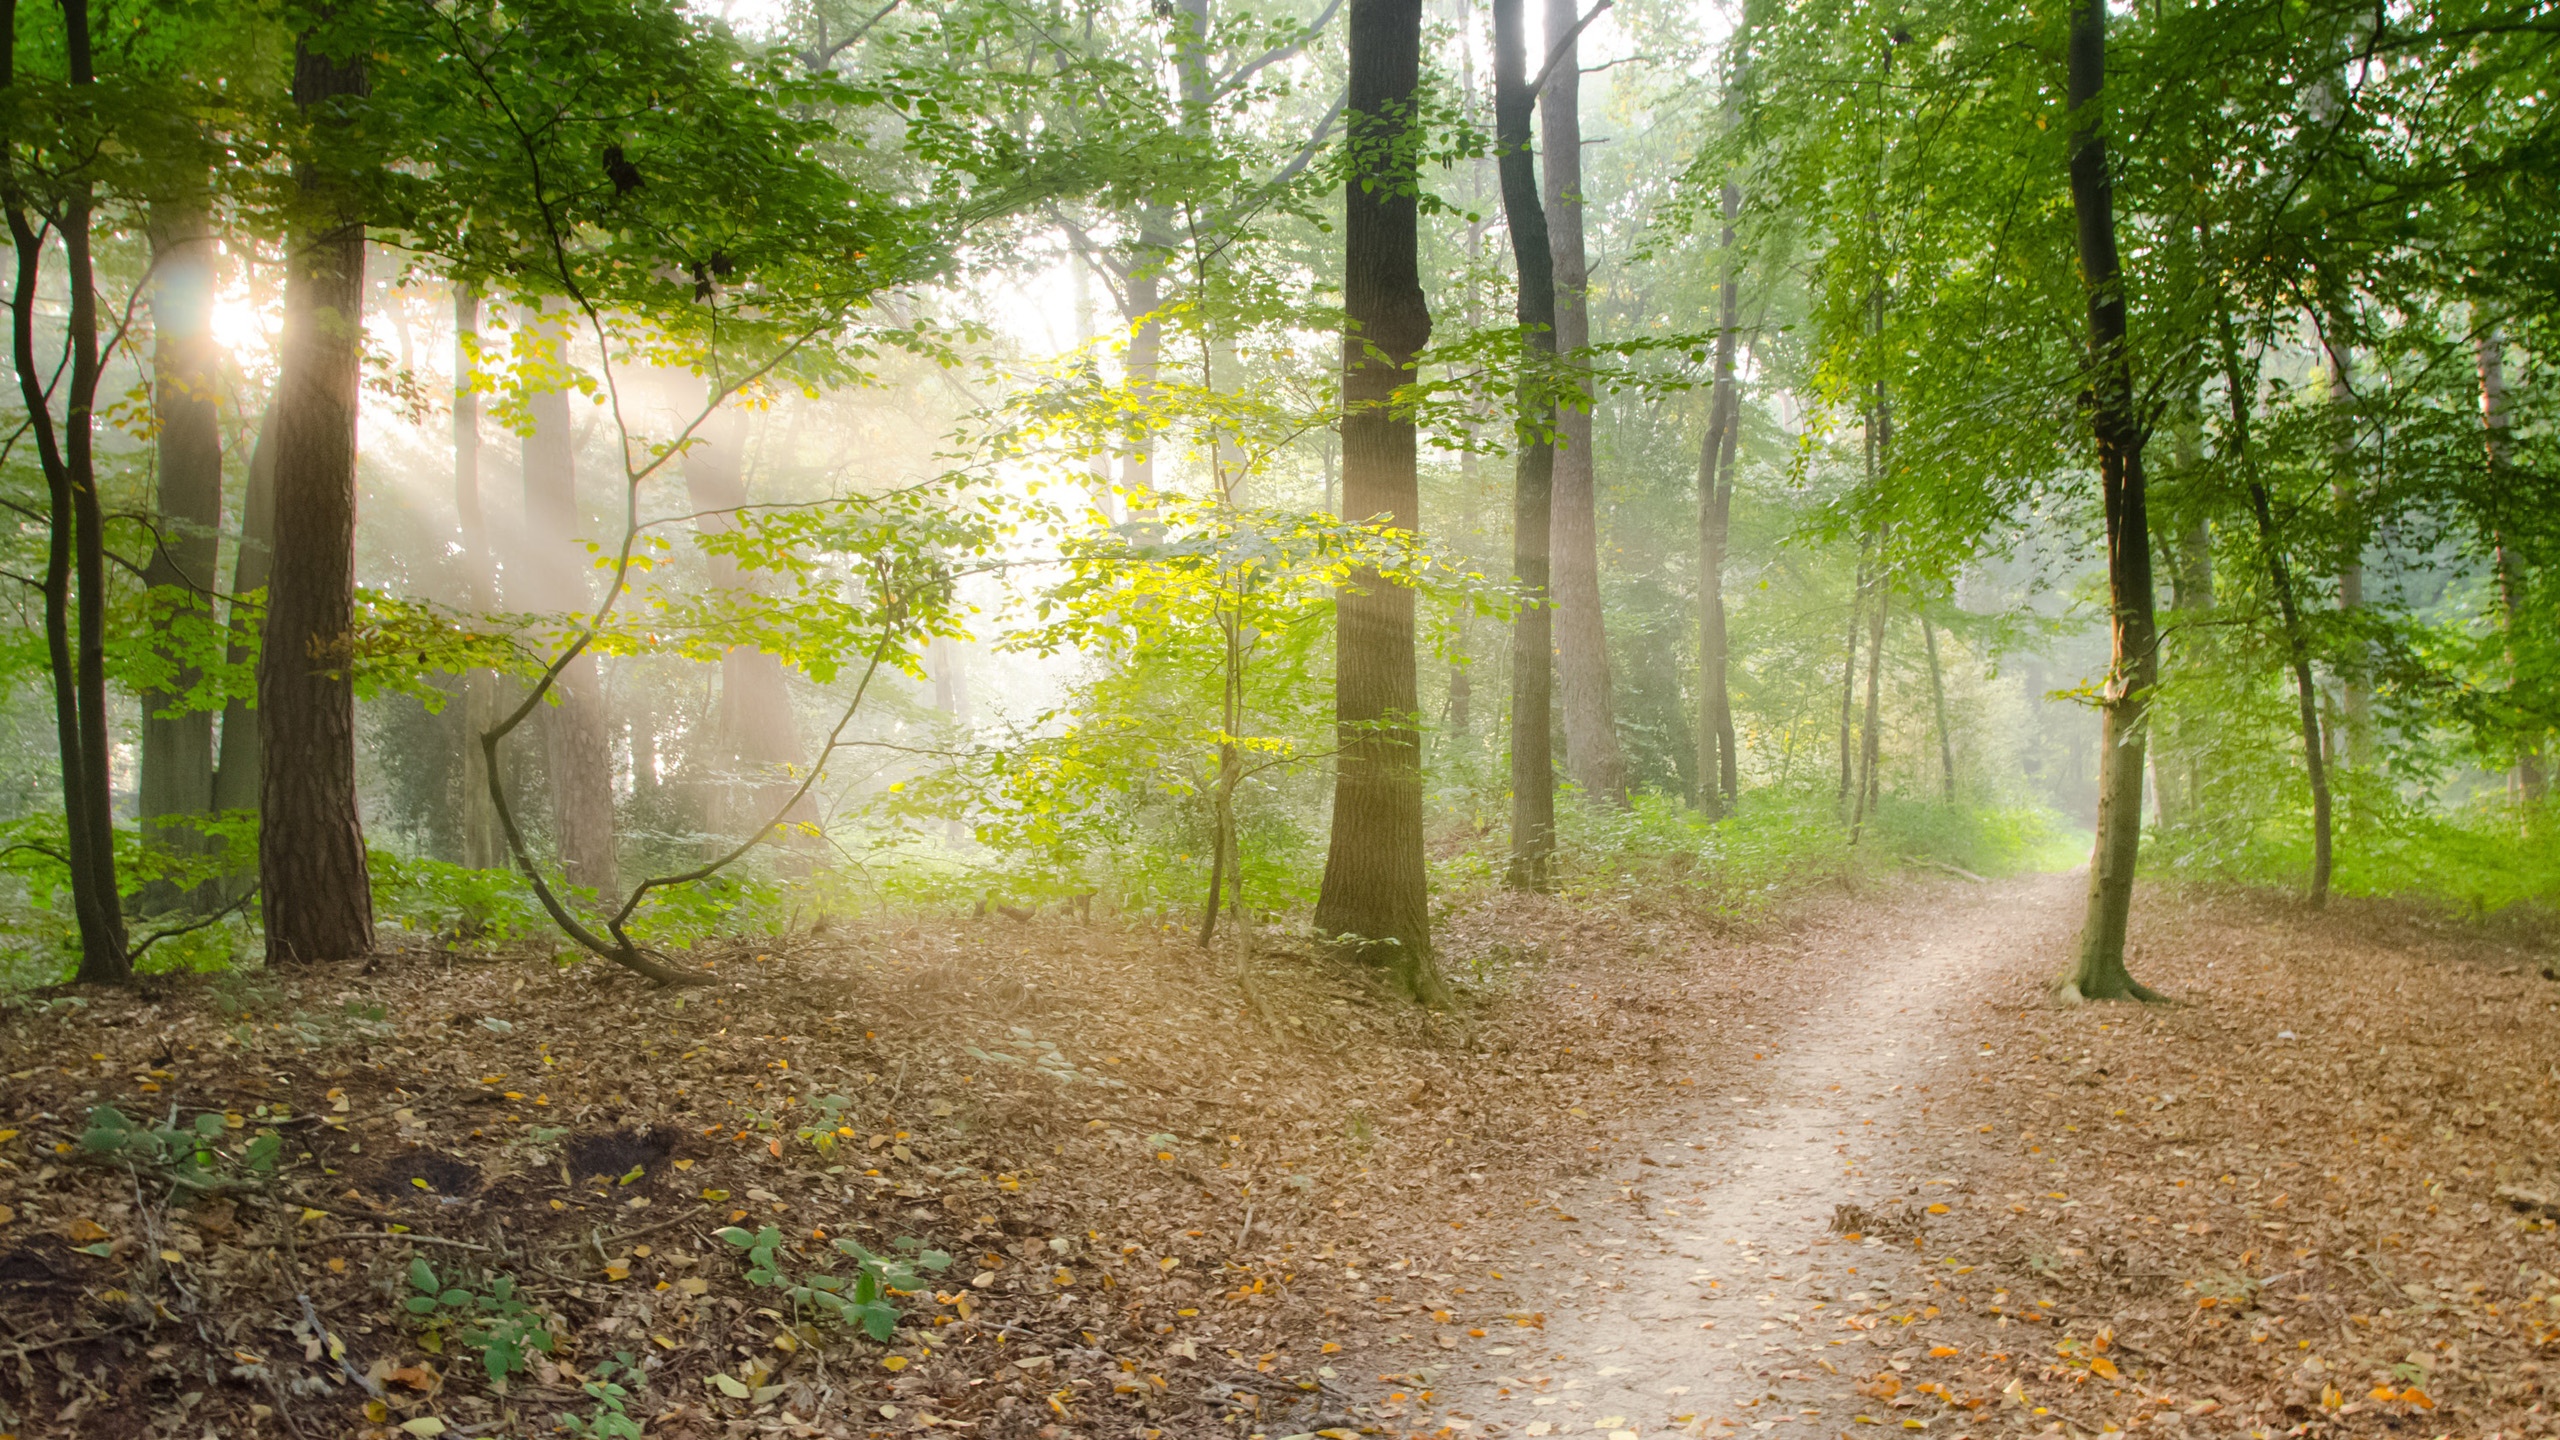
[0,0,2551,992]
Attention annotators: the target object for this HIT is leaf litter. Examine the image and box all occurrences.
[0,874,2545,1440]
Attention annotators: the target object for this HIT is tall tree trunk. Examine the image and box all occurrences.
[137,198,225,911]
[260,31,375,963]
[1923,612,1955,801]
[2157,409,2212,828]
[2325,331,2370,767]
[1494,0,1556,890]
[1836,550,1863,817]
[212,409,277,822]
[1120,214,1173,530]
[1851,549,1888,838]
[2477,321,2544,809]
[1541,0,1625,808]
[1696,182,1742,818]
[4,0,126,980]
[1314,0,1440,1002]
[453,284,505,870]
[2063,0,2160,1001]
[681,398,808,844]
[520,308,617,899]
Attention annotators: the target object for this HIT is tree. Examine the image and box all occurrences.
[4,0,128,980]
[259,26,376,963]
[1695,176,1743,816]
[136,197,225,908]
[2062,0,2160,1003]
[1313,0,1440,999]
[1542,0,1626,807]
[517,306,618,900]
[1492,0,1556,891]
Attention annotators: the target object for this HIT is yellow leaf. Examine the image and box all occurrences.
[1926,1203,1950,1215]
[65,1219,109,1242]
[882,1356,909,1372]
[2089,1356,2118,1379]
[1928,1346,1959,1358]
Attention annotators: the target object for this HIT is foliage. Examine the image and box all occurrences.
[715,1223,952,1341]
[559,1351,648,1439]
[403,1257,558,1385]
[75,1105,282,1196]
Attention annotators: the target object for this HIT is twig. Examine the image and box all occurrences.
[313,1229,495,1253]
[298,1292,385,1397]
[0,1321,135,1362]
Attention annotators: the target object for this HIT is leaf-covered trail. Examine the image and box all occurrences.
[1407,871,2085,1438]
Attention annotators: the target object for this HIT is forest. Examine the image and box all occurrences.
[0,0,2552,1435]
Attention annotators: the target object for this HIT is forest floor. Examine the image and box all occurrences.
[0,868,2554,1440]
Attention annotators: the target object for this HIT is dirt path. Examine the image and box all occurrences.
[1392,870,2086,1439]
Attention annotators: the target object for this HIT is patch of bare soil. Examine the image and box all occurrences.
[0,879,1886,1440]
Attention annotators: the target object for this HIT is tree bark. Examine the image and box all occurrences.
[137,198,225,910]
[1850,545,1888,838]
[1314,0,1439,1001]
[212,409,277,822]
[259,31,375,963]
[1923,612,1955,801]
[520,309,617,899]
[453,284,505,870]
[681,397,809,844]
[1696,182,1742,817]
[2325,332,2370,767]
[1494,0,1557,890]
[2064,0,2160,1001]
[1836,550,1863,817]
[1540,0,1626,808]
[4,0,127,980]
[2477,321,2544,808]
[2217,309,2330,906]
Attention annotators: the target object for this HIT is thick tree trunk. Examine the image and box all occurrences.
[1494,0,1556,890]
[259,33,375,963]
[1696,181,1742,817]
[1314,0,1439,1001]
[2064,0,2160,1002]
[520,313,617,899]
[137,199,224,910]
[1540,0,1625,808]
[452,284,505,870]
[2478,323,2544,809]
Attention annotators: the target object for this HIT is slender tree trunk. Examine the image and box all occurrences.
[1836,551,1863,818]
[212,409,276,822]
[2477,321,2544,810]
[453,284,505,870]
[1314,0,1440,1002]
[1851,552,1888,838]
[260,32,375,962]
[137,198,225,910]
[1494,0,1557,890]
[2325,332,2370,768]
[1697,182,1742,818]
[2215,306,2330,905]
[3,0,126,979]
[520,309,617,898]
[1120,213,1174,530]
[1923,612,1955,801]
[1541,0,1625,807]
[2064,0,2160,1001]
